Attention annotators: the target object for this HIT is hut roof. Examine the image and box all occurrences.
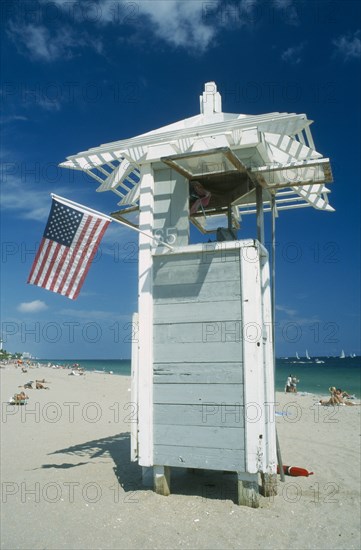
[59,82,333,217]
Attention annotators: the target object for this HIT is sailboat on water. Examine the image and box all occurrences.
[305,349,311,360]
[296,352,300,360]
[340,350,346,359]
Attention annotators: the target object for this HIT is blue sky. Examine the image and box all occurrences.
[1,0,360,359]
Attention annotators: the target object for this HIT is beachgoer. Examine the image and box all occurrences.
[337,388,351,398]
[36,381,49,389]
[189,181,211,215]
[285,375,293,393]
[320,387,360,406]
[291,376,299,393]
[11,391,29,403]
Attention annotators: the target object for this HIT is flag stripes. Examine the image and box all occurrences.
[27,197,110,300]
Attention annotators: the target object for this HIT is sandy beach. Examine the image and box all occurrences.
[1,363,360,550]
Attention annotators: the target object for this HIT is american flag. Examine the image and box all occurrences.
[27,197,110,300]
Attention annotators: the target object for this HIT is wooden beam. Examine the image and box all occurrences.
[237,472,259,508]
[256,184,265,245]
[137,165,155,467]
[154,465,171,496]
[260,473,278,497]
[130,312,139,463]
[251,158,333,183]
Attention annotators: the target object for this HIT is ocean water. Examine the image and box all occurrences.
[38,359,131,376]
[38,356,360,398]
[275,356,360,397]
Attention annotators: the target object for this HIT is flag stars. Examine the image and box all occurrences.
[44,201,84,247]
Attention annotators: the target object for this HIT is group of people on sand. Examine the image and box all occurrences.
[10,379,50,404]
[319,386,360,406]
[285,374,299,393]
[24,379,50,390]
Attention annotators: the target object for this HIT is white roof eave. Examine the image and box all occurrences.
[59,111,311,169]
[57,82,333,213]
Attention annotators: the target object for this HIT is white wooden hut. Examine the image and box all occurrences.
[60,82,333,506]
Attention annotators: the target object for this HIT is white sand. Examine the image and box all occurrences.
[1,364,360,550]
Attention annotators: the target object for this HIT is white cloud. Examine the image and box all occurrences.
[6,21,102,62]
[7,23,59,62]
[276,305,298,317]
[7,0,303,60]
[281,42,306,64]
[333,30,361,61]
[16,0,224,55]
[276,304,319,326]
[18,300,48,313]
[0,115,28,124]
[36,97,62,112]
[134,1,219,52]
[1,173,73,221]
[272,0,299,25]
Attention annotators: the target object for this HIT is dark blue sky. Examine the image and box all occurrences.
[1,0,360,358]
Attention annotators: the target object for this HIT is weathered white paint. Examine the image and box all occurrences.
[260,253,277,474]
[130,312,139,462]
[153,383,244,405]
[150,241,276,477]
[153,403,245,427]
[153,363,243,383]
[241,243,267,474]
[153,166,189,247]
[153,445,246,472]
[137,164,155,467]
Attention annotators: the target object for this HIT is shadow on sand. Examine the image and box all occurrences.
[41,432,239,502]
[40,432,141,491]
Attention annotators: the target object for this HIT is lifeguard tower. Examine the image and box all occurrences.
[60,82,333,506]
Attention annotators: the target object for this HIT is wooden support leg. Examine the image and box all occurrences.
[237,472,259,508]
[260,473,278,498]
[154,465,171,496]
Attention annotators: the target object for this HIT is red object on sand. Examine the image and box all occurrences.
[277,465,314,477]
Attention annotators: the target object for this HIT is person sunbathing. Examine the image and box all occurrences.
[319,387,343,406]
[320,387,360,406]
[36,381,49,389]
[337,388,351,398]
[12,391,29,403]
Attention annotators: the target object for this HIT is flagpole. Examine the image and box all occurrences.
[110,216,174,251]
[51,194,174,251]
